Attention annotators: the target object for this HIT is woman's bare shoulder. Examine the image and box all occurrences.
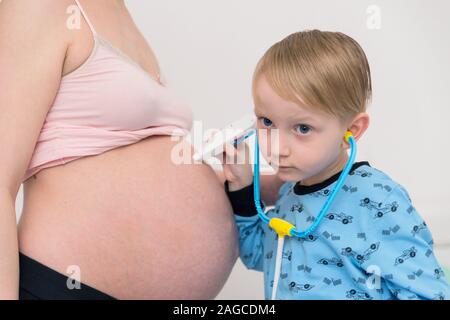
[0,0,75,39]
[0,0,75,12]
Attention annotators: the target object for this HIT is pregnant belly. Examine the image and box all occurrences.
[19,135,239,299]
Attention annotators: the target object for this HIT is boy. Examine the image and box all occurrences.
[220,30,450,300]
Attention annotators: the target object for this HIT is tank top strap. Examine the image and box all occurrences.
[74,0,97,36]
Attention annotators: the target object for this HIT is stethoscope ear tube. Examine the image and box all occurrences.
[253,132,271,225]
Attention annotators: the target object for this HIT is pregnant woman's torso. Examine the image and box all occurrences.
[18,0,238,299]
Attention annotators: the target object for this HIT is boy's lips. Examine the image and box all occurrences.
[271,160,296,170]
[277,165,294,169]
[272,161,291,168]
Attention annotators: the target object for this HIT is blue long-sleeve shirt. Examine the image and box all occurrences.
[225,161,450,300]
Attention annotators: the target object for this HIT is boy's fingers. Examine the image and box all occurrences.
[211,143,233,164]
[234,141,250,164]
[212,152,226,164]
[223,142,237,158]
[218,141,251,164]
[236,140,250,156]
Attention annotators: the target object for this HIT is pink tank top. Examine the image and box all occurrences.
[23,0,193,182]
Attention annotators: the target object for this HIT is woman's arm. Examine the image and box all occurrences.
[0,0,70,299]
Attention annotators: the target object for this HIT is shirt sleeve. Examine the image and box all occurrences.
[225,181,266,272]
[358,185,450,300]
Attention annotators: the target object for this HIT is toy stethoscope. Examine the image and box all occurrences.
[237,130,357,300]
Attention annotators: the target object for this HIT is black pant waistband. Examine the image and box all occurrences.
[19,252,116,300]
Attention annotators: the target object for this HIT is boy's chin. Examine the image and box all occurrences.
[275,168,302,182]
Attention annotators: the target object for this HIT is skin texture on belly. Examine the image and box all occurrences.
[18,135,239,299]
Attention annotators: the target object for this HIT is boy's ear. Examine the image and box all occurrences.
[343,112,370,149]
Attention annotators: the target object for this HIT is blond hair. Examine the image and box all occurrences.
[253,30,372,122]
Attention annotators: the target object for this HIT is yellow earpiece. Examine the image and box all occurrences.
[269,218,295,237]
[344,131,353,143]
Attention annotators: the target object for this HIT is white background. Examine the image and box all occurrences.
[15,0,450,299]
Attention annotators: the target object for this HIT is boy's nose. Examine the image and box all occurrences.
[275,134,291,157]
[278,144,291,157]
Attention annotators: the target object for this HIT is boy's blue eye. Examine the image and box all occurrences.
[296,124,311,134]
[261,117,273,127]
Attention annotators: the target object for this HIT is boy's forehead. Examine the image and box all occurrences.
[254,76,321,119]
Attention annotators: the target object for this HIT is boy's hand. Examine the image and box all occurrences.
[217,140,253,191]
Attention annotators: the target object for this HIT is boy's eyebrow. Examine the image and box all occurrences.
[254,110,318,122]
[254,105,319,123]
[291,115,318,123]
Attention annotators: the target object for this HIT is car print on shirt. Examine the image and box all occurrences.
[288,281,314,293]
[359,197,382,210]
[349,169,372,178]
[295,233,319,243]
[325,212,353,224]
[346,289,373,300]
[434,268,445,280]
[310,189,330,197]
[317,257,344,268]
[360,197,399,219]
[395,247,417,266]
[411,222,427,237]
[341,242,380,264]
